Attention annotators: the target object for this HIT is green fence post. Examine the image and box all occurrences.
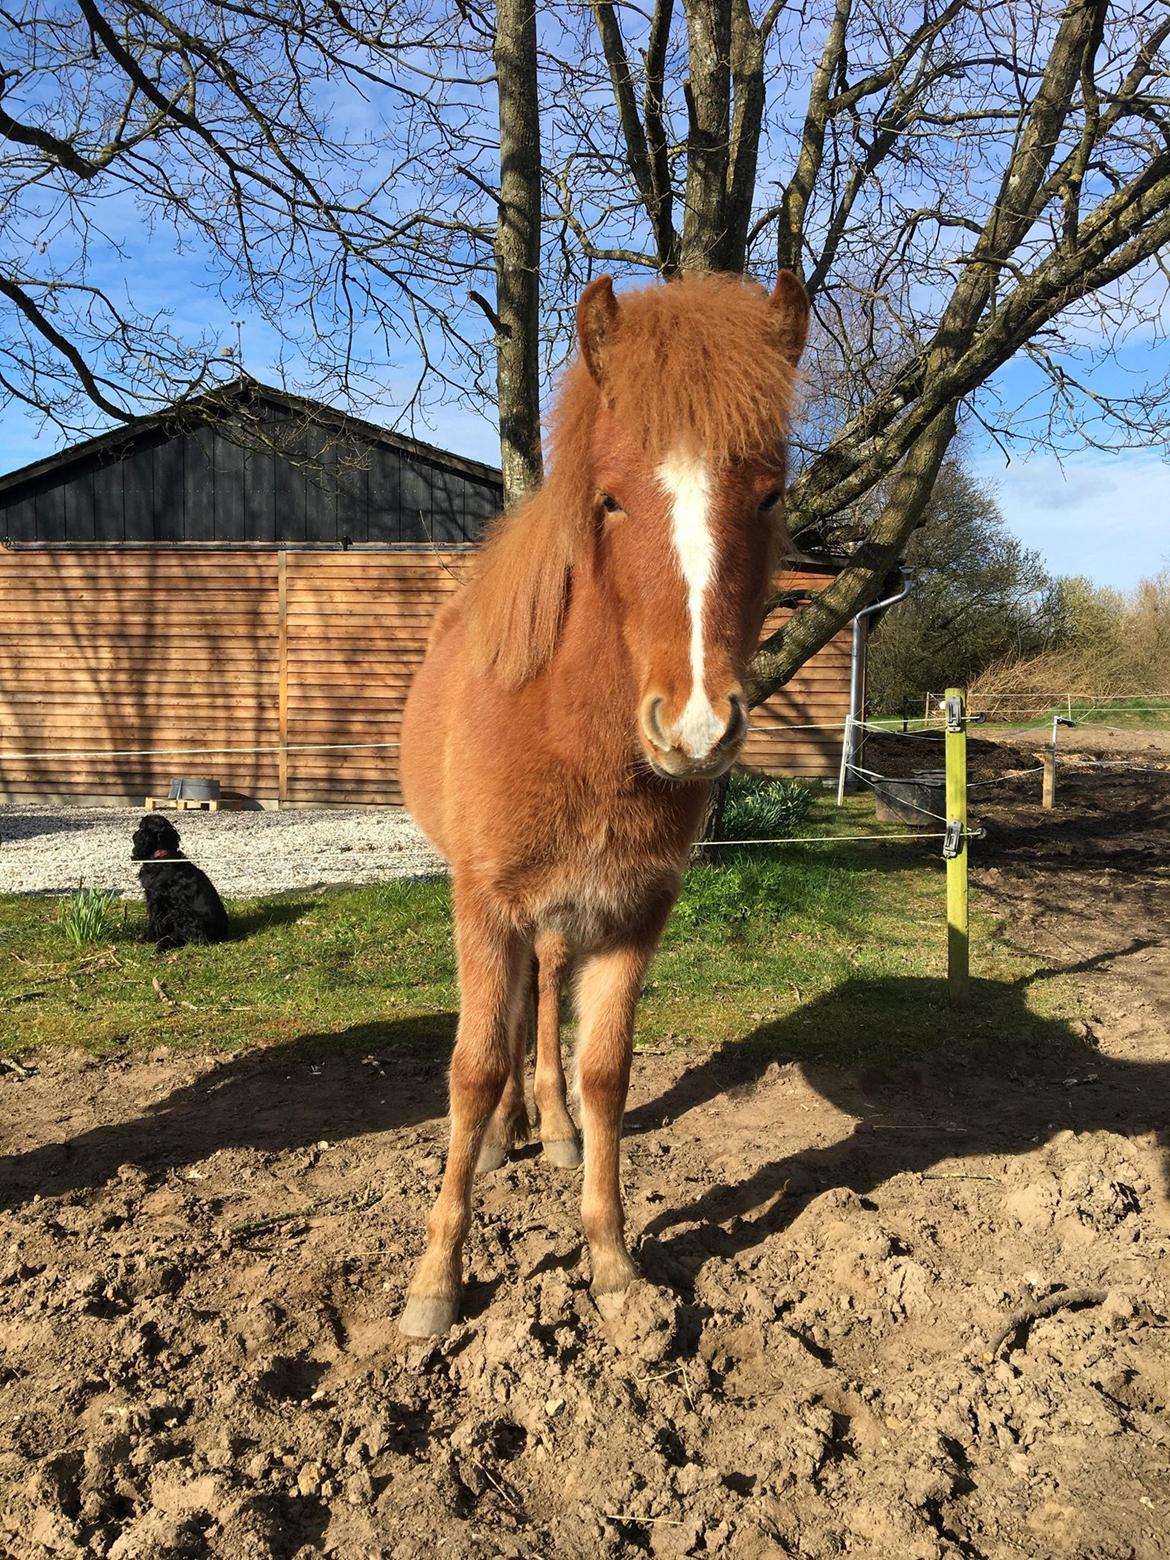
[945,686,969,1004]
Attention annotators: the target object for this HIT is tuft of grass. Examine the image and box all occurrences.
[721,774,816,840]
[58,885,119,947]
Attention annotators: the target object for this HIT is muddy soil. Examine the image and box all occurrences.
[2,754,1169,1559]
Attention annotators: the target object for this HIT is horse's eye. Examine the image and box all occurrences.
[601,493,622,514]
[759,489,783,513]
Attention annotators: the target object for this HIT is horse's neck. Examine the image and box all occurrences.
[542,550,709,853]
[548,554,634,762]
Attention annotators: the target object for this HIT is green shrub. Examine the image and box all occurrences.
[721,774,816,841]
[58,885,119,947]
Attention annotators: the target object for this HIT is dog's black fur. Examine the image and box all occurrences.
[132,815,230,951]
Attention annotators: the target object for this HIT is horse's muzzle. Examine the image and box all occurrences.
[641,692,747,780]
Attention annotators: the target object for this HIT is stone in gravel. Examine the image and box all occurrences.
[297,1460,324,1497]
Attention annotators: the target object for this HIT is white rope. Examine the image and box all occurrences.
[699,830,948,846]
[746,719,850,733]
[6,729,855,763]
[968,766,1045,786]
[0,740,402,761]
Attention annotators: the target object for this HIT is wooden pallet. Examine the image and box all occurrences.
[145,795,226,812]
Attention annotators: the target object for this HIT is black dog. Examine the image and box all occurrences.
[131,814,230,951]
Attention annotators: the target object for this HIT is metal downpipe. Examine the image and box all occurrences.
[836,567,914,805]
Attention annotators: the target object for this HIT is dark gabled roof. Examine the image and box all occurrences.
[0,376,502,497]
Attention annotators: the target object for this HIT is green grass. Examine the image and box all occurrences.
[1064,696,1170,728]
[0,796,1082,1069]
[871,699,1170,736]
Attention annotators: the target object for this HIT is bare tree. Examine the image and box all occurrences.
[4,0,1167,704]
[0,1,498,438]
[543,0,1170,700]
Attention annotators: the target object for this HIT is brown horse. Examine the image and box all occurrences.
[398,270,809,1336]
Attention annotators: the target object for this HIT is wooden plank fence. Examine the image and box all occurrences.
[0,548,854,805]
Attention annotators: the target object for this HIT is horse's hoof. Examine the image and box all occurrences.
[593,1280,677,1361]
[399,1293,459,1338]
[543,1137,582,1169]
[475,1140,509,1174]
[592,1286,630,1323]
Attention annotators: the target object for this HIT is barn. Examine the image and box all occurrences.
[0,380,860,807]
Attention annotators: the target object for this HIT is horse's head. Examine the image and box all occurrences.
[576,271,809,781]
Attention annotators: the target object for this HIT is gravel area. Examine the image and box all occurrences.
[0,803,445,898]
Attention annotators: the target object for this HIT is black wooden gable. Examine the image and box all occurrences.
[0,380,502,546]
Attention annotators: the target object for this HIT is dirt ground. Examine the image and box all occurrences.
[2,737,1169,1559]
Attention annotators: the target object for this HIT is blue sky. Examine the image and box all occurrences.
[974,446,1168,591]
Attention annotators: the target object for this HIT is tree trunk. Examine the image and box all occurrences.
[696,771,731,855]
[747,406,957,705]
[679,0,731,270]
[494,0,544,505]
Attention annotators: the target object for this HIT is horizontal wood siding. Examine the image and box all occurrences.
[741,565,855,779]
[283,552,465,805]
[0,549,280,802]
[0,550,851,805]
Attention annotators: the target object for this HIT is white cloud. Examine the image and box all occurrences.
[974,449,1170,590]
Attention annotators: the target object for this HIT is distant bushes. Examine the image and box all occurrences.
[971,571,1170,711]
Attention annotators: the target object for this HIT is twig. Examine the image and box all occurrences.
[230,1204,319,1237]
[609,1512,688,1528]
[985,1287,1107,1360]
[922,1172,999,1182]
[229,1190,382,1240]
[634,1363,698,1413]
[151,976,174,1006]
[0,1055,35,1079]
[469,1458,523,1512]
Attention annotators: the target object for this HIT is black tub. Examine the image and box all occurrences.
[872,770,945,826]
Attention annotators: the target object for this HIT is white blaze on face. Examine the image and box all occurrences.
[658,452,726,758]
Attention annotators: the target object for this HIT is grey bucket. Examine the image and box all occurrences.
[872,770,945,827]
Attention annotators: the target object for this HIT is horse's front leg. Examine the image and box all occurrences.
[576,898,672,1305]
[400,897,528,1337]
[476,957,533,1173]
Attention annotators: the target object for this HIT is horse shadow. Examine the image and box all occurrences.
[0,1015,455,1215]
[628,948,1170,1282]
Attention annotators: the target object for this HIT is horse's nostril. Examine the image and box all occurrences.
[721,694,747,748]
[642,695,671,752]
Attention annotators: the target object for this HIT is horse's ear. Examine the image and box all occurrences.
[577,275,619,385]
[769,271,809,367]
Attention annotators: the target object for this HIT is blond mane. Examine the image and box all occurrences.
[464,273,801,687]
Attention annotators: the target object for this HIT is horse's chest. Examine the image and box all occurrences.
[510,800,688,949]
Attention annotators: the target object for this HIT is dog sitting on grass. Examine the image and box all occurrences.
[131,814,230,951]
